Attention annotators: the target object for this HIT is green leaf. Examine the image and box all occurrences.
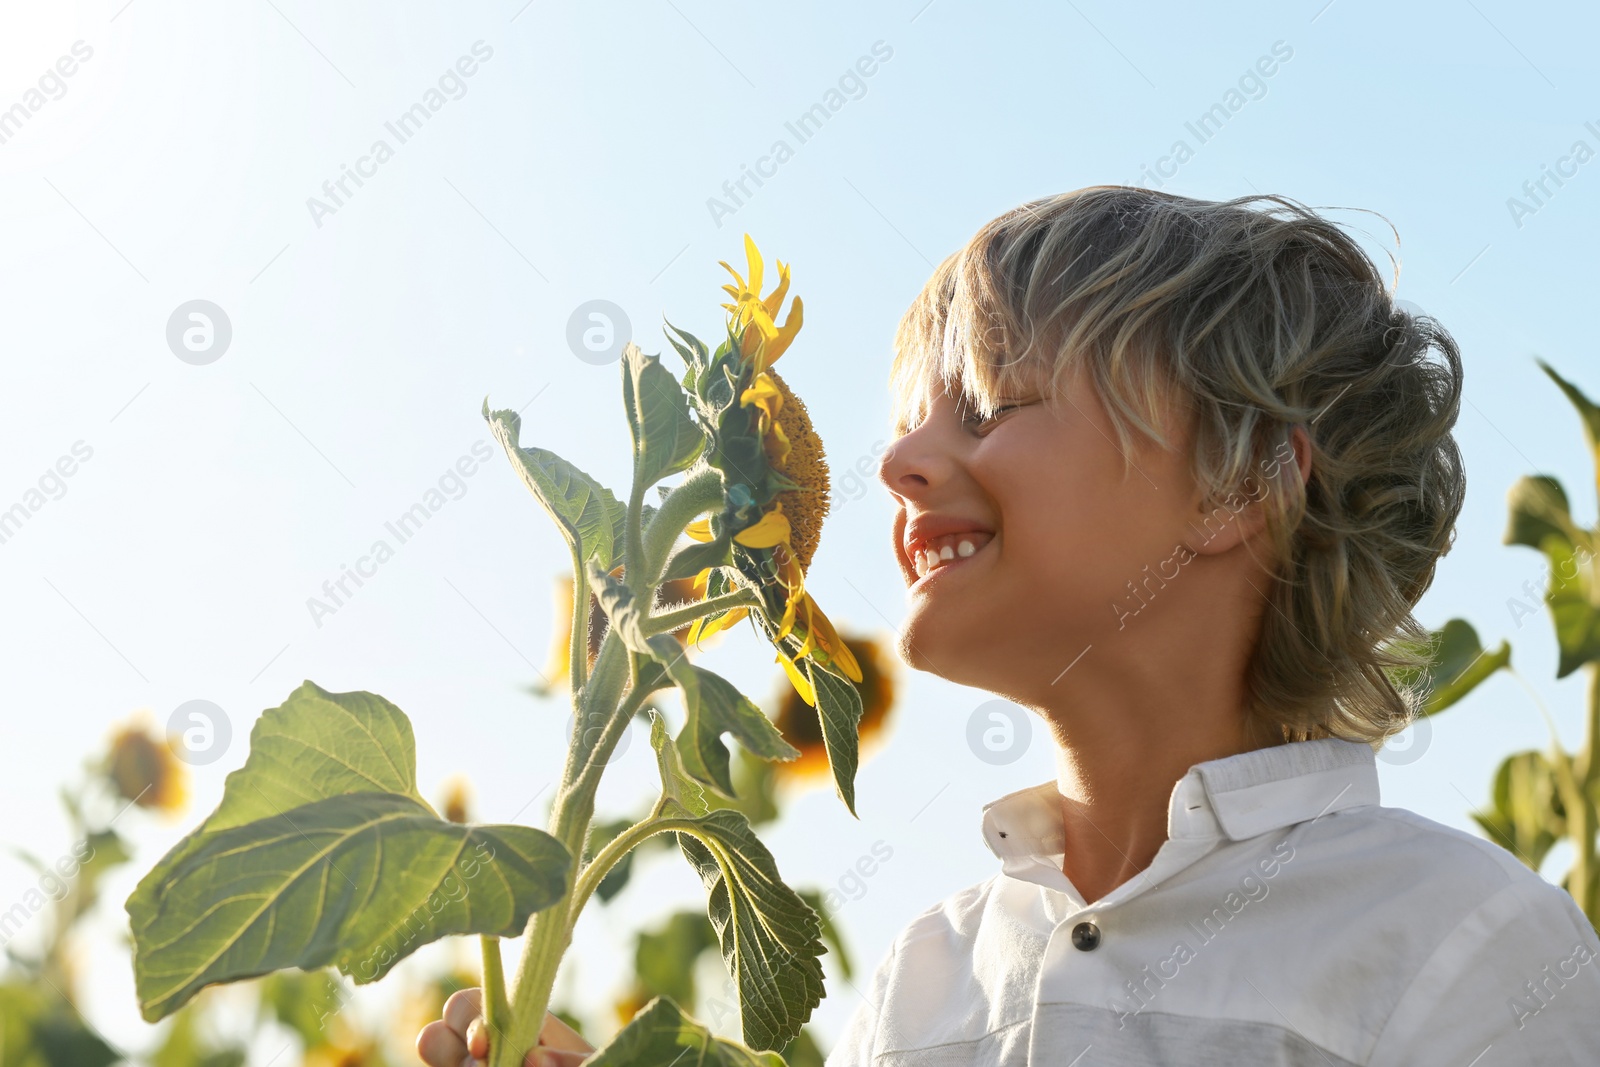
[128,792,569,1022]
[1538,532,1600,678]
[807,659,865,817]
[126,681,572,1022]
[1382,618,1510,716]
[623,343,705,494]
[676,809,826,1051]
[661,531,735,584]
[675,664,800,798]
[1535,357,1600,474]
[484,400,628,571]
[585,995,785,1067]
[633,911,720,1009]
[585,559,690,667]
[127,681,433,918]
[663,320,710,379]
[649,708,709,818]
[1471,749,1567,873]
[0,984,121,1067]
[777,1027,827,1067]
[150,1005,249,1067]
[797,887,852,981]
[256,969,350,1049]
[1503,475,1587,553]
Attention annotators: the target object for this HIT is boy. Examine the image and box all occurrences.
[420,187,1600,1066]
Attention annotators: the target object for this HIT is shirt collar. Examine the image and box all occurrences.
[980,736,1381,870]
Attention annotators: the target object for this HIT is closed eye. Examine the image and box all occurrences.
[961,403,1023,430]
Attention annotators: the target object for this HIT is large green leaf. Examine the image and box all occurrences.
[585,995,784,1067]
[1382,618,1510,716]
[623,343,705,493]
[128,792,568,1021]
[484,400,628,571]
[126,681,572,1022]
[127,681,433,927]
[1470,749,1567,873]
[676,808,826,1051]
[806,659,864,818]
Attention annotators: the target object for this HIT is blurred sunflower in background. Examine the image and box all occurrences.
[676,235,862,707]
[772,632,896,784]
[102,712,187,815]
[438,775,472,825]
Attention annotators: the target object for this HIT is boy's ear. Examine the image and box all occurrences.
[1185,424,1312,556]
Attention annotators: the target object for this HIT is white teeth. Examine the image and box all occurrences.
[913,535,986,578]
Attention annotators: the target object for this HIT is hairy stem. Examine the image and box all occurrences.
[644,587,761,636]
[567,815,700,921]
[640,465,725,587]
[480,936,508,1040]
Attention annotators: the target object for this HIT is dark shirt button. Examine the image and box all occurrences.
[1071,920,1100,951]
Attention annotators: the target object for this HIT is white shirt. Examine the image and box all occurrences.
[824,736,1600,1065]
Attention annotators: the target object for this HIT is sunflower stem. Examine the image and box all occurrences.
[643,587,761,636]
[640,465,726,588]
[566,814,700,923]
[497,631,632,1067]
[480,936,509,1040]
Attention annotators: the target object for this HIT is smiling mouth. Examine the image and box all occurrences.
[908,531,996,585]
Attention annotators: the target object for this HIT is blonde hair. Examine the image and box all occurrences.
[889,186,1466,748]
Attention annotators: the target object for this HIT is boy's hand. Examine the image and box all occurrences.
[416,987,596,1067]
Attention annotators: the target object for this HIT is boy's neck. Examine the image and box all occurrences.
[1048,712,1280,906]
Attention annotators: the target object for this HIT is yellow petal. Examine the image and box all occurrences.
[684,518,714,542]
[801,597,864,683]
[754,296,803,373]
[761,418,791,469]
[687,605,749,646]
[774,642,817,707]
[740,373,783,433]
[732,507,791,549]
[762,261,791,319]
[742,233,764,299]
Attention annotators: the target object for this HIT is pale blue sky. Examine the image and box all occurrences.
[2,0,1598,1060]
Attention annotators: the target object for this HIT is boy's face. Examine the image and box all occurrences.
[878,360,1230,705]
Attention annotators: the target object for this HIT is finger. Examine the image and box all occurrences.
[443,988,484,1037]
[538,1010,596,1053]
[466,1017,490,1060]
[526,1048,592,1067]
[416,1019,469,1067]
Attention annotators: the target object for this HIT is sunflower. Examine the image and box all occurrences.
[676,235,862,706]
[104,713,187,815]
[772,633,895,783]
